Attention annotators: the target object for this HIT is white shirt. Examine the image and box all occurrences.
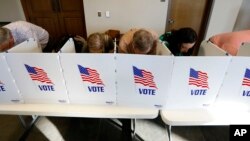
[4,21,49,49]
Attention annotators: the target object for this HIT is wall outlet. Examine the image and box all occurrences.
[98,11,102,17]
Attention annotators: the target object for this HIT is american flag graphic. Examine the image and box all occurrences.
[25,64,53,84]
[242,68,250,87]
[78,65,104,85]
[189,68,209,88]
[133,66,157,89]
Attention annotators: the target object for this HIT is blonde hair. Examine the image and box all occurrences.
[87,33,114,53]
[87,33,105,53]
[0,27,11,44]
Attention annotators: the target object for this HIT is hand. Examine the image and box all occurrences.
[74,35,86,44]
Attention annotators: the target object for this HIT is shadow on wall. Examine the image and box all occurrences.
[0,22,11,27]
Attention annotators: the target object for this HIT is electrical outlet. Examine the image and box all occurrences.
[98,11,101,17]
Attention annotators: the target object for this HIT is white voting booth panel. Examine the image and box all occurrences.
[116,54,174,108]
[59,38,76,53]
[0,54,23,103]
[60,54,116,105]
[165,57,231,109]
[5,53,69,104]
[237,42,250,56]
[215,57,250,111]
[198,40,228,56]
[7,38,42,53]
[160,42,172,56]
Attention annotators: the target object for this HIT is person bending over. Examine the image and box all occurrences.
[209,30,250,56]
[160,27,197,56]
[0,21,49,52]
[74,32,114,53]
[119,28,161,55]
[118,28,168,141]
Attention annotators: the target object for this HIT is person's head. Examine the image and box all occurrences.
[131,29,156,54]
[0,27,14,52]
[87,33,105,53]
[175,27,197,53]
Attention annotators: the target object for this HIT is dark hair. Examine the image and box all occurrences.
[175,27,197,44]
[167,27,197,55]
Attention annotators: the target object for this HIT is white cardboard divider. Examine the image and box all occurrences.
[237,42,250,56]
[165,57,231,109]
[7,38,42,53]
[59,38,75,53]
[215,57,250,111]
[159,41,172,56]
[60,53,116,105]
[116,54,174,108]
[5,53,69,104]
[0,54,23,103]
[198,40,228,56]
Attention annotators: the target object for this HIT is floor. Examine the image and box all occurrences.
[0,115,229,141]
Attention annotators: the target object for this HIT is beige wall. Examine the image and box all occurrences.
[233,0,250,31]
[0,0,25,22]
[205,0,243,39]
[83,0,169,35]
[0,0,245,40]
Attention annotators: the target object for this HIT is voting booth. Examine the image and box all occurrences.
[7,38,42,53]
[116,54,174,108]
[215,57,250,111]
[5,53,69,104]
[198,40,228,56]
[2,38,250,111]
[165,56,231,109]
[237,42,250,56]
[60,54,116,105]
[0,54,23,103]
[3,39,250,141]
[59,38,76,53]
[160,42,172,56]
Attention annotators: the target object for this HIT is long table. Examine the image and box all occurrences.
[160,106,250,141]
[0,104,159,140]
[0,104,158,118]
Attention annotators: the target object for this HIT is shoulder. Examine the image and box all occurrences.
[159,31,172,41]
[9,21,31,27]
[122,29,138,38]
[119,29,137,48]
[162,31,172,37]
[118,43,128,53]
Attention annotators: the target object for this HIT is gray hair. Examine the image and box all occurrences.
[132,29,154,52]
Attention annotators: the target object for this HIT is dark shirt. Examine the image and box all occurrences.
[159,32,183,56]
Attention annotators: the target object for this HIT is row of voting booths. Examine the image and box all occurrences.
[1,38,250,112]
